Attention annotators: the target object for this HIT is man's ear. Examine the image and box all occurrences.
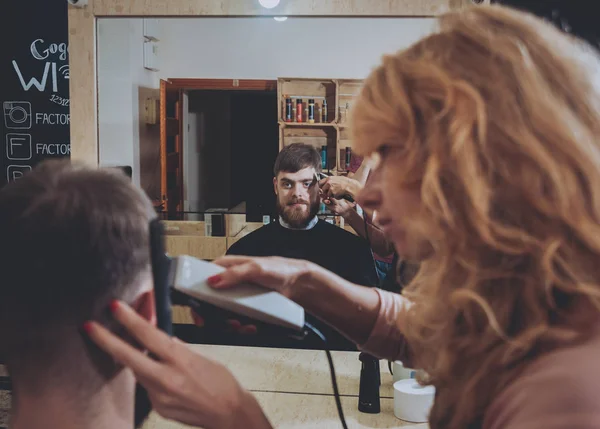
[129,289,156,327]
[273,177,278,196]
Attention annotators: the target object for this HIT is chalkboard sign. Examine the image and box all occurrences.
[0,0,70,188]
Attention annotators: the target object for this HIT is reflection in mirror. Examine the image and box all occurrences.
[97,16,435,348]
[97,17,435,220]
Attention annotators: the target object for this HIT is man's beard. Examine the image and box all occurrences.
[277,197,319,228]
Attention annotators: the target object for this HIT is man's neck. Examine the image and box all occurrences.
[279,215,319,230]
[10,370,136,429]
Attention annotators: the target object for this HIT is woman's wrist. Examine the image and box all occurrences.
[343,177,362,198]
[342,208,360,222]
[293,265,382,344]
[288,260,329,303]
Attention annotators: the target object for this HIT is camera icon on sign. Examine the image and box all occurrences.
[3,101,32,130]
[6,134,32,160]
[7,165,32,182]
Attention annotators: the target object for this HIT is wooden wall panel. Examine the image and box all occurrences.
[92,0,480,17]
[165,236,227,260]
[68,8,97,166]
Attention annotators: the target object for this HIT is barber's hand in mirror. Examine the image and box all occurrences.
[318,176,360,200]
[84,301,272,429]
[190,309,258,335]
[322,196,356,216]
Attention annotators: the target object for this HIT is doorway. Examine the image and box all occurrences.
[159,79,278,220]
[184,90,278,219]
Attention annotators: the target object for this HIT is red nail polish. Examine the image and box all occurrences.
[207,275,221,285]
[109,300,119,313]
[82,322,93,334]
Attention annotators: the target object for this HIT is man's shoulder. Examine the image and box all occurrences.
[316,220,368,247]
[226,222,277,255]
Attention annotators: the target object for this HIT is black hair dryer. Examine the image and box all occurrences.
[358,352,381,414]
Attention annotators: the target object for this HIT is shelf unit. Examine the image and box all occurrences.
[277,78,363,175]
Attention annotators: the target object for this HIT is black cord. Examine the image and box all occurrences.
[362,209,381,284]
[303,321,349,429]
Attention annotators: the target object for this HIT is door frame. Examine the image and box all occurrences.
[168,79,277,92]
[159,78,277,218]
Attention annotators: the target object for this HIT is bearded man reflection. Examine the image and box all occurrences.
[222,143,378,350]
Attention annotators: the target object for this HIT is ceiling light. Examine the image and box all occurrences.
[259,0,280,9]
[274,16,288,22]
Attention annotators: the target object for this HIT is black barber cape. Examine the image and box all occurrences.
[220,219,378,351]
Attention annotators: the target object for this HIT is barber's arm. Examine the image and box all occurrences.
[212,256,393,346]
[347,157,372,185]
[341,209,395,257]
[323,197,394,257]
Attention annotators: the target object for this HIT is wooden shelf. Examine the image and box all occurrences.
[279,121,335,128]
[277,77,363,175]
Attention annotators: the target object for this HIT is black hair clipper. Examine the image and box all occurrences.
[150,218,173,336]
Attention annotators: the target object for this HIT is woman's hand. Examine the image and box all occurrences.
[84,301,272,429]
[322,196,356,216]
[191,257,320,336]
[210,256,320,299]
[211,256,383,347]
[319,176,362,200]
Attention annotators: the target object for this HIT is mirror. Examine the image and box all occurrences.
[96,16,435,347]
[97,16,435,218]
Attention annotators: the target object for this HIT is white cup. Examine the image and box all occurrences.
[393,379,435,423]
[391,360,416,382]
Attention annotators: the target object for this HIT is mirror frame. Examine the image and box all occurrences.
[67,0,487,165]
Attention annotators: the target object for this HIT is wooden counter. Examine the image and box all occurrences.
[144,393,423,429]
[193,345,396,398]
[143,345,429,429]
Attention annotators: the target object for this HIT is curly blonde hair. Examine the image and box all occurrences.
[352,4,600,428]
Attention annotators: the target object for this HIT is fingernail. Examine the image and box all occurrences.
[109,300,120,313]
[243,325,258,335]
[82,321,93,334]
[207,275,222,285]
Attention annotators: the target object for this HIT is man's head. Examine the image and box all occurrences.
[0,160,155,393]
[273,143,321,228]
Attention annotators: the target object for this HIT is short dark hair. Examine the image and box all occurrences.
[273,143,322,176]
[0,160,154,374]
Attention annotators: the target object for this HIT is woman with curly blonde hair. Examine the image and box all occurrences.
[86,4,600,429]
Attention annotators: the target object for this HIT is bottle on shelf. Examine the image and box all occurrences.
[322,99,328,123]
[321,145,327,170]
[292,101,297,122]
[340,102,351,124]
[285,97,292,122]
[296,99,303,122]
[308,99,315,123]
[345,147,352,172]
